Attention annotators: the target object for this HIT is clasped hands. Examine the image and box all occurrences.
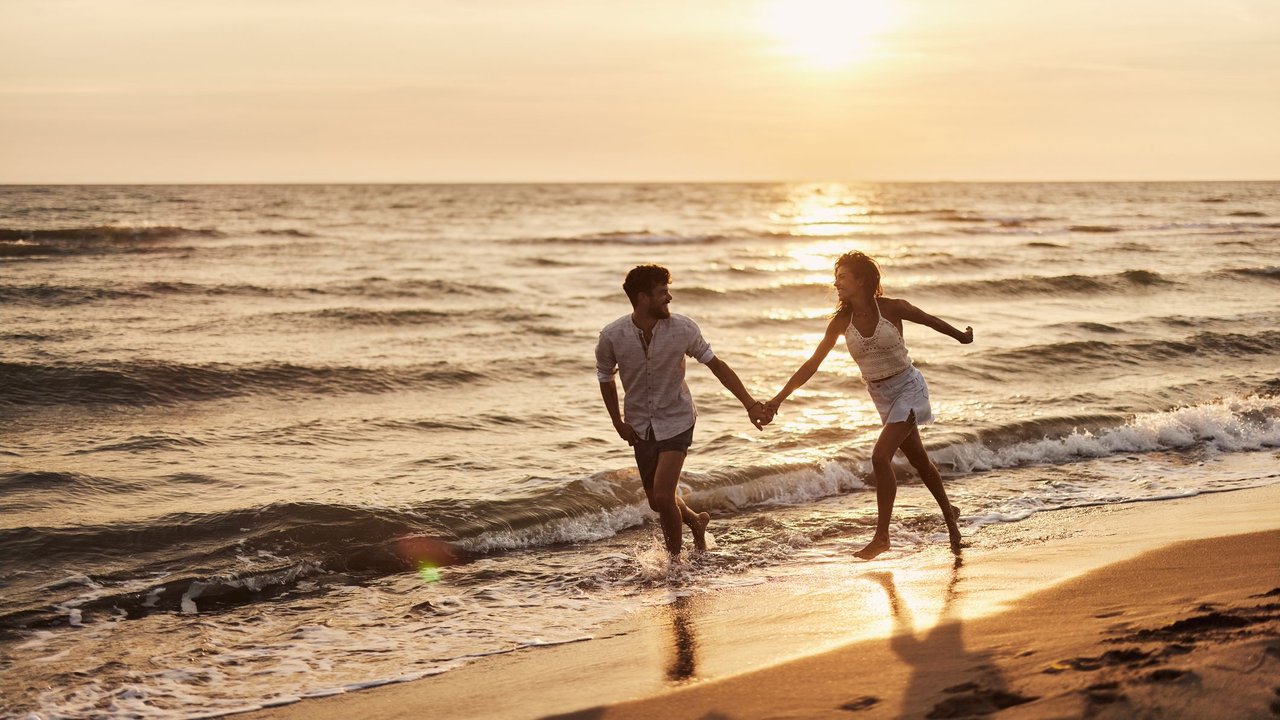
[747,396,784,430]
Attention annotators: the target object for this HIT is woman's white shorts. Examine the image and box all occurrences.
[865,365,934,426]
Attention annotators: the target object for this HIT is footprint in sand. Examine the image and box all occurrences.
[1146,668,1192,683]
[838,696,880,712]
[926,683,1037,718]
[1043,647,1153,673]
[1084,681,1126,705]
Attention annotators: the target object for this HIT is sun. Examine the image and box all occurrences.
[763,0,897,70]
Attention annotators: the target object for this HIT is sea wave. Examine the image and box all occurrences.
[266,307,452,327]
[0,281,297,306]
[672,269,1180,305]
[527,230,731,245]
[934,395,1280,472]
[251,306,554,330]
[0,276,512,307]
[521,228,929,245]
[0,284,155,305]
[326,277,512,298]
[3,394,1275,632]
[0,226,222,256]
[1069,224,1123,233]
[970,329,1280,374]
[1220,266,1280,282]
[885,255,1001,272]
[908,269,1175,297]
[254,228,316,237]
[0,360,485,407]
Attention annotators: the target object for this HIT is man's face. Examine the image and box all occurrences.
[643,284,672,319]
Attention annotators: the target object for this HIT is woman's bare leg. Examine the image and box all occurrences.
[900,427,964,554]
[856,419,918,560]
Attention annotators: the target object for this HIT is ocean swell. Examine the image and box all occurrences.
[0,360,485,407]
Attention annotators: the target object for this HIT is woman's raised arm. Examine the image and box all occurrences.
[890,299,973,344]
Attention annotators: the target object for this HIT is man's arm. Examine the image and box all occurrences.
[596,330,639,444]
[892,299,973,344]
[705,357,766,430]
[599,380,638,445]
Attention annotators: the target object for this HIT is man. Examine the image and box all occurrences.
[596,265,771,558]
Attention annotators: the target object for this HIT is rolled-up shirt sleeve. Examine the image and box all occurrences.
[685,319,715,364]
[595,331,618,382]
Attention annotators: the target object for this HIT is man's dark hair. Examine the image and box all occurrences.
[623,265,671,307]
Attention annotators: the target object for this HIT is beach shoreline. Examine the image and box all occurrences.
[241,481,1280,720]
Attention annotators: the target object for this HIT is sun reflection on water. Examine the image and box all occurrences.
[769,184,886,236]
[775,396,879,433]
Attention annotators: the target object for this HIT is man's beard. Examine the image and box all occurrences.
[649,303,670,319]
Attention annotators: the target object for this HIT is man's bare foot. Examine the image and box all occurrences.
[690,511,710,552]
[946,504,967,554]
[854,536,890,560]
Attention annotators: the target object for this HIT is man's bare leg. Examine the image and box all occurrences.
[650,451,689,557]
[900,428,965,554]
[855,419,917,560]
[676,497,710,552]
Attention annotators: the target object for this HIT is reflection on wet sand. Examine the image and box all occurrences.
[664,595,699,683]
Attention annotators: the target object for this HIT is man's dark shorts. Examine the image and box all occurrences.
[633,424,694,494]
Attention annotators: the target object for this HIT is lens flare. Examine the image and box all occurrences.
[395,537,459,583]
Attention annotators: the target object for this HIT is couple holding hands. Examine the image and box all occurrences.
[596,253,973,561]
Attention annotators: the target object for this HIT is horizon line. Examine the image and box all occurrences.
[3,178,1279,187]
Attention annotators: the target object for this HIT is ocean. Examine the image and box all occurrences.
[2,182,1278,718]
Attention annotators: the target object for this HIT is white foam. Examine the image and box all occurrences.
[938,395,1280,473]
[180,582,206,615]
[698,461,870,510]
[457,503,649,553]
[14,630,55,651]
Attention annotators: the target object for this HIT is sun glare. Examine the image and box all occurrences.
[763,0,897,69]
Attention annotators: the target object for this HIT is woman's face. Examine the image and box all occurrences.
[834,265,857,301]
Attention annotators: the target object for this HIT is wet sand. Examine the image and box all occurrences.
[243,482,1280,720]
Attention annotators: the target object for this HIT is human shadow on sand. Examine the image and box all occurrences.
[853,559,1038,718]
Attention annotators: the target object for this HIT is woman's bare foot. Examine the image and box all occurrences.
[854,535,890,560]
[689,511,710,552]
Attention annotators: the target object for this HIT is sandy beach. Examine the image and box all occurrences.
[243,481,1280,720]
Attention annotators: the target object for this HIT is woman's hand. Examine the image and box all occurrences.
[956,326,974,344]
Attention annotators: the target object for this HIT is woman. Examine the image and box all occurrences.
[765,251,972,559]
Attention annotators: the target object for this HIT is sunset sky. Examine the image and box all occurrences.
[2,0,1277,183]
